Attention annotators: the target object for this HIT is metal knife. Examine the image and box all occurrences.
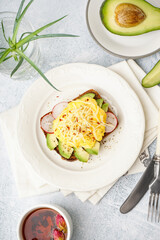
[120,159,154,214]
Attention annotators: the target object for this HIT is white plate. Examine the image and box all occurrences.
[86,0,160,58]
[17,63,145,191]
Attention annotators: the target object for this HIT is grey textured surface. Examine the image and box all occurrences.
[0,0,160,239]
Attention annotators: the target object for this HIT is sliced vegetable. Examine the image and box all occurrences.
[85,141,100,155]
[79,93,95,99]
[40,112,54,133]
[102,103,109,112]
[105,112,118,133]
[74,147,89,162]
[52,102,68,119]
[47,133,58,150]
[58,141,73,159]
[96,99,104,107]
[142,60,160,88]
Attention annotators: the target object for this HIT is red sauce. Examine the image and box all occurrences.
[22,208,67,240]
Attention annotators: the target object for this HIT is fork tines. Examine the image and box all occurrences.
[148,193,160,222]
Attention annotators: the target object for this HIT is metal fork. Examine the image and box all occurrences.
[148,108,160,222]
[147,155,160,222]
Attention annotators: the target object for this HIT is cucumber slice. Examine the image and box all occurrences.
[85,142,100,155]
[142,60,160,88]
[58,141,73,159]
[47,133,58,150]
[102,103,109,112]
[96,99,104,107]
[79,93,95,99]
[74,147,89,162]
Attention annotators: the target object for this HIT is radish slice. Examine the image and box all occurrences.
[40,112,55,133]
[105,112,118,133]
[52,101,68,119]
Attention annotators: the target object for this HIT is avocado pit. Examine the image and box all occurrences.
[115,3,146,28]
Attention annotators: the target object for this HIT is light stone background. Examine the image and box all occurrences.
[0,0,160,239]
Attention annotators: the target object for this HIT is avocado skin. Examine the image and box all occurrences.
[142,60,160,88]
[100,0,160,36]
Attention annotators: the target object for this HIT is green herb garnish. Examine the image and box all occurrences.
[0,0,77,91]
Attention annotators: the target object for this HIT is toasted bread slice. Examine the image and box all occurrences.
[54,89,115,161]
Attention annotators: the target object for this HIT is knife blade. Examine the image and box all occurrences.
[120,159,154,214]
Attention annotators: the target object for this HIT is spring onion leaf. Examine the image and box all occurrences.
[0,49,11,64]
[11,57,24,77]
[1,20,8,43]
[0,47,6,50]
[3,55,12,62]
[19,31,32,41]
[0,51,5,56]
[15,49,60,91]
[13,0,25,33]
[0,0,77,91]
[16,15,67,48]
[12,0,34,44]
[28,33,79,42]
[22,42,29,52]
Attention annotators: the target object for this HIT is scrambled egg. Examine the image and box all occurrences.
[53,97,106,148]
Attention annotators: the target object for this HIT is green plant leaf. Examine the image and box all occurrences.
[11,57,23,77]
[19,31,32,41]
[10,42,26,77]
[15,49,60,91]
[12,0,34,44]
[0,51,5,56]
[22,42,29,52]
[0,47,6,50]
[16,15,67,48]
[0,49,11,64]
[3,55,12,62]
[13,0,26,33]
[1,20,8,43]
[18,32,31,52]
[28,33,78,42]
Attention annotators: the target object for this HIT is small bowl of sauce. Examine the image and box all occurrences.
[17,204,73,240]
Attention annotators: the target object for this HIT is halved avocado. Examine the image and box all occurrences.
[142,60,160,88]
[79,93,95,99]
[100,0,160,36]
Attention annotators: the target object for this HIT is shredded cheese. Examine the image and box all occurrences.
[53,97,106,148]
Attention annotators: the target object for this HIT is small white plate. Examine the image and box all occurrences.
[86,0,160,58]
[17,63,145,191]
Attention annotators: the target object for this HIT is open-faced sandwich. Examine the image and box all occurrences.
[40,89,118,162]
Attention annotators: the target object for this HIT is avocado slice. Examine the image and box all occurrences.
[102,103,109,112]
[85,142,100,155]
[100,0,160,36]
[96,99,104,107]
[58,141,73,159]
[47,134,58,150]
[142,60,160,88]
[80,93,95,99]
[74,147,89,162]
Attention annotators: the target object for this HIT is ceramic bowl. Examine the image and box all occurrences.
[17,204,73,240]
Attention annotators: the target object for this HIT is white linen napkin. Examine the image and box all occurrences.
[0,60,159,204]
